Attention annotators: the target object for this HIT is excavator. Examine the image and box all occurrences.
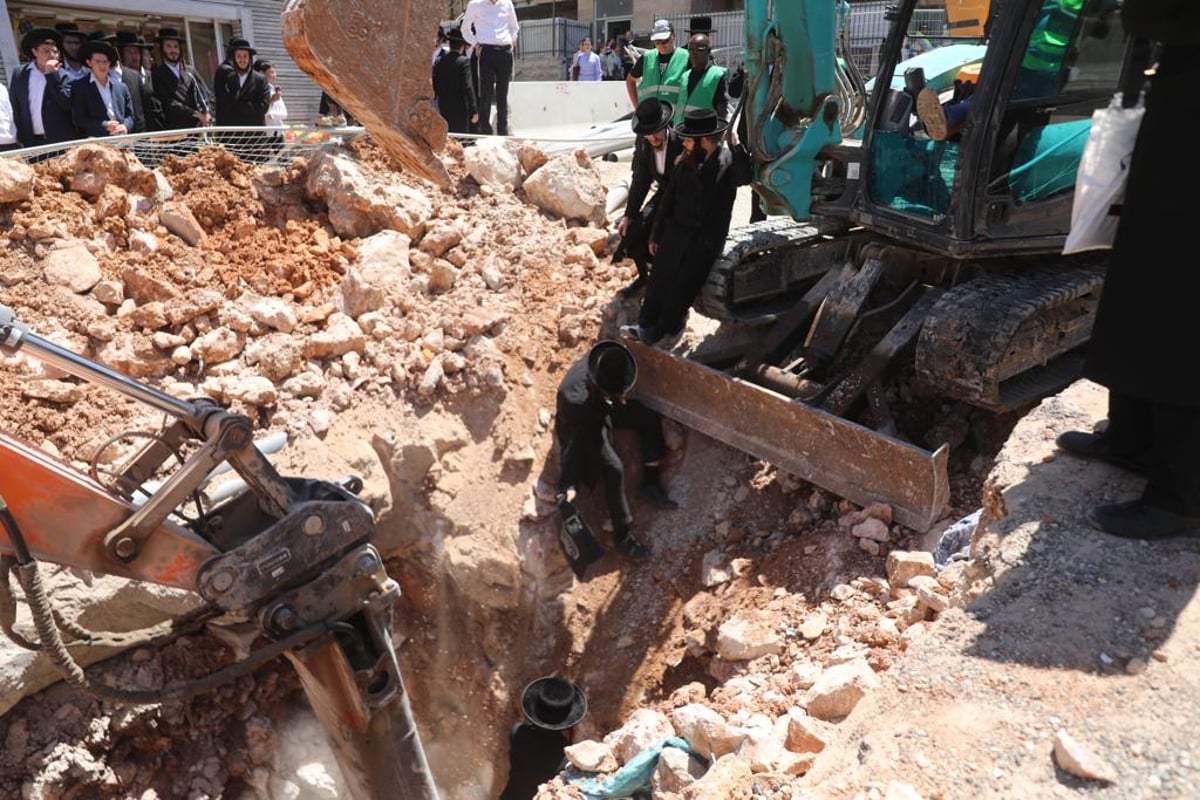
[0,2,1149,799]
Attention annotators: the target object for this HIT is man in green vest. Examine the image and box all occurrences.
[674,33,729,125]
[625,19,690,110]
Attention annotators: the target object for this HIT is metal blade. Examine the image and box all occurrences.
[629,342,950,532]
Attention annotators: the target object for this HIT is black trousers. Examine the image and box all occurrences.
[579,400,667,533]
[1106,391,1200,517]
[619,197,659,281]
[477,44,513,135]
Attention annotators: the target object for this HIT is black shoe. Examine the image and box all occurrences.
[1088,500,1200,540]
[619,277,646,299]
[615,533,651,559]
[639,484,679,510]
[1055,431,1148,476]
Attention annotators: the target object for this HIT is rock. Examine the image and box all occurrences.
[42,243,102,293]
[1052,731,1117,783]
[61,143,158,198]
[0,157,35,203]
[521,150,606,224]
[886,551,937,588]
[804,658,881,721]
[159,202,206,246]
[655,745,706,793]
[305,150,431,239]
[682,753,752,799]
[603,708,674,764]
[304,313,366,359]
[716,609,785,661]
[517,143,549,175]
[342,230,412,317]
[783,710,830,754]
[670,704,745,760]
[463,141,522,188]
[564,740,616,773]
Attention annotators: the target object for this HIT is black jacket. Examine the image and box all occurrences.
[152,61,211,130]
[8,63,77,147]
[651,143,751,251]
[554,356,607,494]
[70,75,136,137]
[432,48,477,134]
[212,60,269,126]
[116,66,160,132]
[626,131,683,217]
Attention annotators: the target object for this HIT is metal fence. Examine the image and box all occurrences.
[517,17,594,59]
[0,126,366,170]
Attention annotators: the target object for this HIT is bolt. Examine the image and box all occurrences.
[302,514,325,536]
[355,552,378,576]
[269,605,298,633]
[208,568,235,594]
[112,536,138,560]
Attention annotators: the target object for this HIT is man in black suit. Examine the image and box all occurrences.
[614,98,684,298]
[151,27,211,130]
[114,32,157,132]
[8,27,77,149]
[212,37,269,161]
[71,40,134,138]
[432,22,478,135]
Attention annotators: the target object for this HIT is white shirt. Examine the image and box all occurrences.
[0,83,16,144]
[27,67,47,135]
[266,83,287,128]
[462,0,519,47]
[90,73,117,121]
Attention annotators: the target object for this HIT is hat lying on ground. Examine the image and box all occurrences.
[674,108,729,139]
[21,28,62,58]
[520,677,587,731]
[632,98,673,136]
[650,19,674,42]
[587,340,637,396]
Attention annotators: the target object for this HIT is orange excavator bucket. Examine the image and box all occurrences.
[281,0,451,187]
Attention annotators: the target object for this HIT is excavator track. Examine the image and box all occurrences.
[696,218,855,323]
[915,263,1105,411]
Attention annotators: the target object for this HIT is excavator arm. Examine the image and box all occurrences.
[0,305,439,799]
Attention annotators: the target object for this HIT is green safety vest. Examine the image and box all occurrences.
[1021,0,1085,79]
[637,47,690,106]
[675,64,728,124]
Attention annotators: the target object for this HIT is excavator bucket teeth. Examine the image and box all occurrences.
[282,0,451,188]
[629,342,950,532]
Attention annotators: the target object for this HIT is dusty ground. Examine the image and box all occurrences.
[0,139,1192,800]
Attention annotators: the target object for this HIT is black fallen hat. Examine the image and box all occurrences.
[520,677,587,731]
[631,98,673,136]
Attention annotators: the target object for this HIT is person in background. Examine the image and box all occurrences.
[626,19,689,111]
[432,22,450,68]
[114,32,154,133]
[675,33,728,124]
[601,38,624,81]
[498,677,587,800]
[570,37,603,82]
[462,0,520,136]
[618,29,636,78]
[70,39,134,138]
[9,28,77,149]
[213,37,268,127]
[53,22,88,82]
[0,82,19,151]
[152,27,211,130]
[614,98,682,298]
[1057,0,1200,540]
[255,60,287,128]
[318,91,356,126]
[432,22,478,135]
[622,109,751,348]
[554,340,677,562]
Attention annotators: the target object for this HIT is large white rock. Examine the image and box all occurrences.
[521,150,606,225]
[305,149,430,239]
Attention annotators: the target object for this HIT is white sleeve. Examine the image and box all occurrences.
[462,6,479,46]
[508,1,520,40]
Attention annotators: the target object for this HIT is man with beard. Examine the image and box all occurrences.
[151,27,211,130]
[9,27,77,149]
[53,22,88,82]
[212,37,269,160]
[114,32,157,132]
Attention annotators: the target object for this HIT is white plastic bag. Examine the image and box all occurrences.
[1063,91,1145,255]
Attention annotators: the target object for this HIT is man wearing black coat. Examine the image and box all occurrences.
[114,32,156,132]
[213,37,269,127]
[8,28,77,148]
[432,23,478,135]
[70,40,135,138]
[151,28,211,131]
[615,98,683,298]
[1058,0,1200,539]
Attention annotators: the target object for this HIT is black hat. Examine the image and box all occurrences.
[520,677,587,731]
[631,98,673,136]
[157,28,185,45]
[21,28,62,58]
[87,30,115,43]
[442,22,467,45]
[54,22,86,39]
[114,31,147,49]
[82,40,119,64]
[687,16,714,35]
[587,340,637,396]
[226,37,257,56]
[674,108,729,139]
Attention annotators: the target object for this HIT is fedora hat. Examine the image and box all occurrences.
[81,40,118,64]
[442,21,467,46]
[157,28,185,45]
[586,340,637,396]
[632,98,673,136]
[87,30,115,43]
[54,22,86,39]
[226,37,257,56]
[520,677,587,731]
[114,31,147,48]
[675,108,729,139]
[20,27,62,58]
